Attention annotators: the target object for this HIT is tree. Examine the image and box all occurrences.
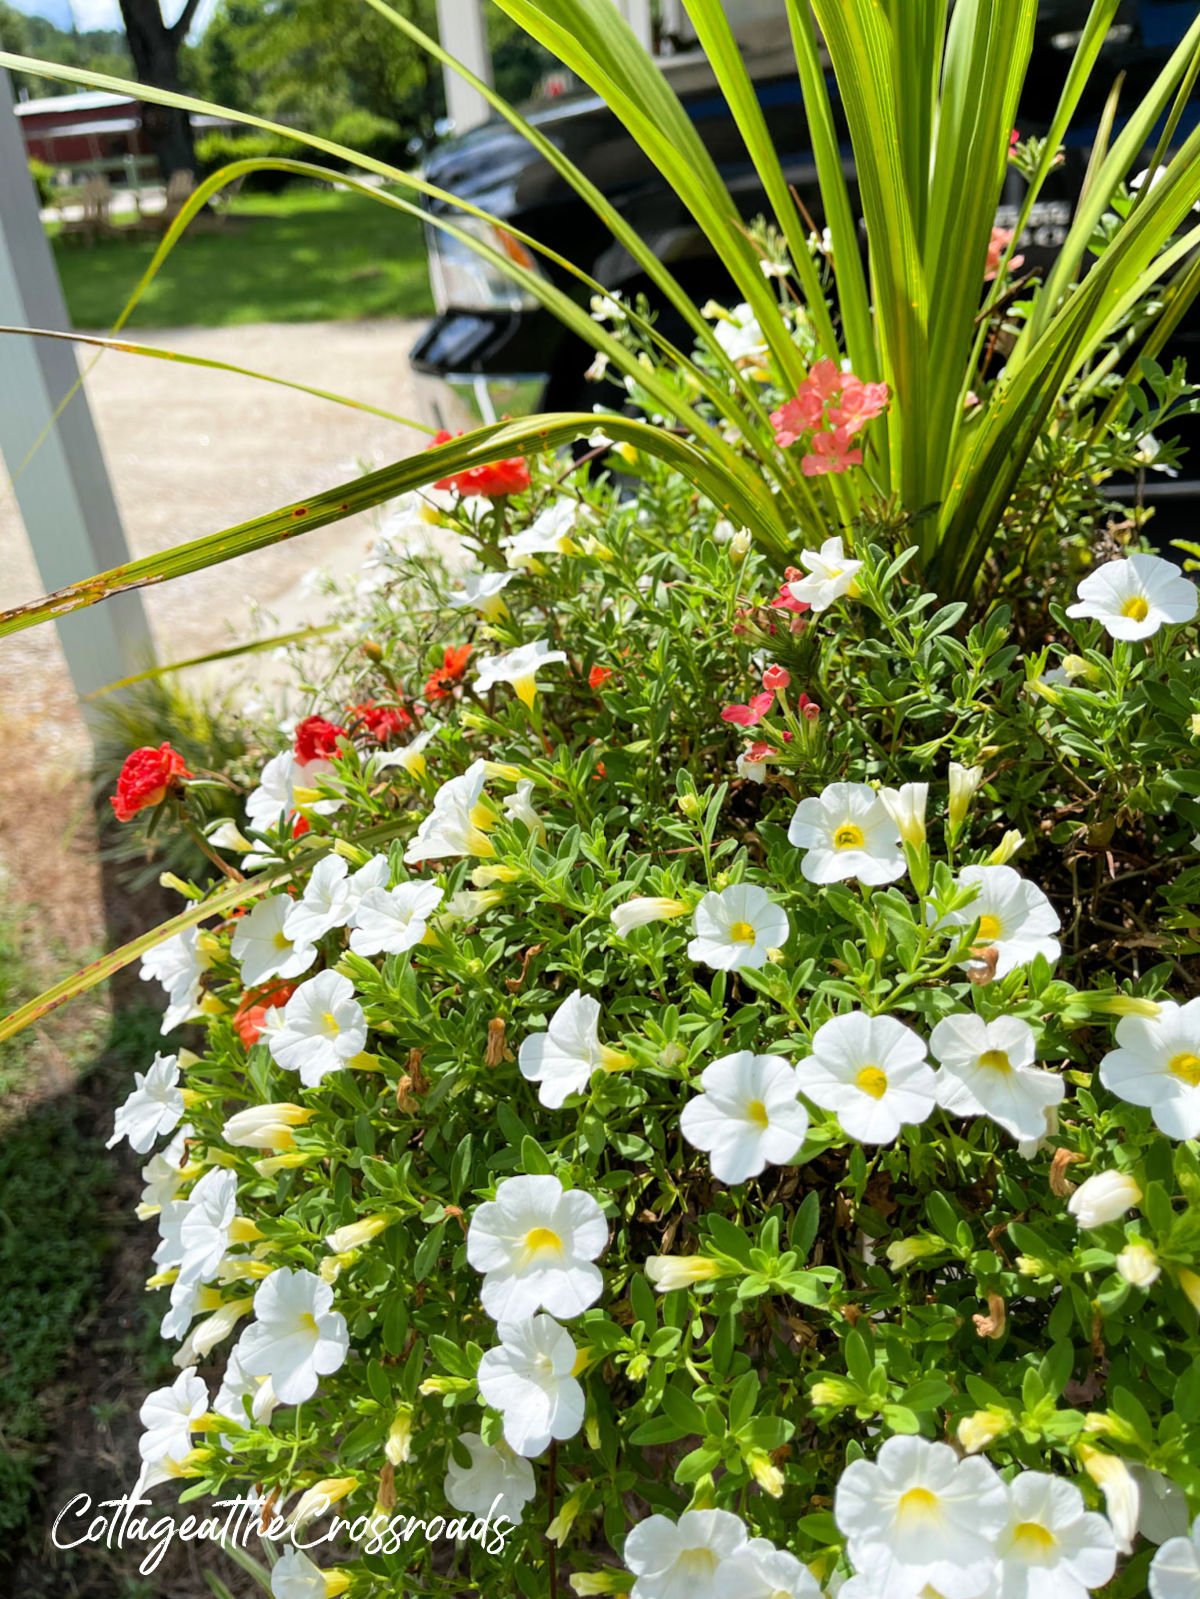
[117,0,206,179]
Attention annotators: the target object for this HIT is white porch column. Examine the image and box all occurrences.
[613,0,654,53]
[435,0,494,132]
[0,68,153,704]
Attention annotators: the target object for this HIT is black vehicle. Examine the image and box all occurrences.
[411,1,1200,509]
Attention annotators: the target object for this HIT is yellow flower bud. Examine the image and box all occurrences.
[287,1477,358,1531]
[747,1450,785,1498]
[385,1405,414,1466]
[325,1213,395,1254]
[957,1409,1010,1454]
[644,1255,735,1292]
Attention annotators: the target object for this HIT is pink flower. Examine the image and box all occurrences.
[771,569,812,615]
[1009,128,1020,149]
[769,390,825,448]
[801,425,863,477]
[721,691,774,728]
[985,226,1025,281]
[762,664,790,692]
[828,375,890,434]
[797,693,820,722]
[771,360,890,463]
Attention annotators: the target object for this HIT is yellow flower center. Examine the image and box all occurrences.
[975,913,1002,942]
[273,931,291,950]
[729,921,758,944]
[523,1227,565,1260]
[855,1066,889,1099]
[978,1049,1012,1074]
[676,1548,721,1578]
[1169,1051,1200,1087]
[833,823,865,850]
[322,1011,340,1034]
[1011,1521,1058,1561]
[745,1099,770,1129]
[1121,594,1149,622]
[299,1311,319,1333]
[896,1487,941,1525]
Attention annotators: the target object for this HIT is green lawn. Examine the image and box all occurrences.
[51,185,435,330]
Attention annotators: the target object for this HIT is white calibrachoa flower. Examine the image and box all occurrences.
[1067,1169,1143,1229]
[466,1173,607,1321]
[795,1012,938,1144]
[137,1369,208,1489]
[879,781,928,847]
[995,1472,1117,1598]
[213,1345,277,1429]
[108,1052,184,1154]
[518,990,620,1109]
[1150,1516,1200,1599]
[502,496,586,567]
[178,1166,240,1285]
[444,1432,537,1525]
[688,883,790,971]
[1097,997,1200,1140]
[835,1435,1008,1598]
[245,750,340,834]
[236,1267,349,1406]
[679,1051,809,1184]
[404,759,496,864]
[230,895,316,988]
[785,535,862,613]
[934,865,1061,978]
[711,303,769,366]
[724,1538,822,1598]
[137,1124,190,1215]
[788,782,905,886]
[349,880,444,957]
[476,1314,585,1457]
[222,1101,314,1151]
[611,896,690,937]
[1065,553,1197,641]
[449,569,515,620]
[270,1546,349,1599]
[930,1014,1065,1143]
[140,928,209,1033]
[268,971,368,1086]
[282,856,357,944]
[623,1508,751,1599]
[1116,1239,1161,1288]
[475,640,569,707]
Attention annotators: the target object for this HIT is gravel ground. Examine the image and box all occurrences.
[0,317,431,761]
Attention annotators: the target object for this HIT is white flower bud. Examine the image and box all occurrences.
[1067,1170,1142,1229]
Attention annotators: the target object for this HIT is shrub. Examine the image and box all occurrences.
[194,130,311,192]
[88,408,1200,1595]
[27,157,54,208]
[326,110,406,169]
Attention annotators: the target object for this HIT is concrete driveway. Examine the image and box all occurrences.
[0,317,431,757]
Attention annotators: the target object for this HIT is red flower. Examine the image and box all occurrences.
[1009,127,1020,148]
[721,691,774,728]
[233,982,296,1048]
[292,815,311,839]
[588,664,613,690]
[109,743,191,823]
[424,643,472,701]
[347,700,412,744]
[294,715,347,766]
[762,664,790,692]
[798,693,820,722]
[428,430,531,499]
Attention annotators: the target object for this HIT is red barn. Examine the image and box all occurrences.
[17,89,233,182]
